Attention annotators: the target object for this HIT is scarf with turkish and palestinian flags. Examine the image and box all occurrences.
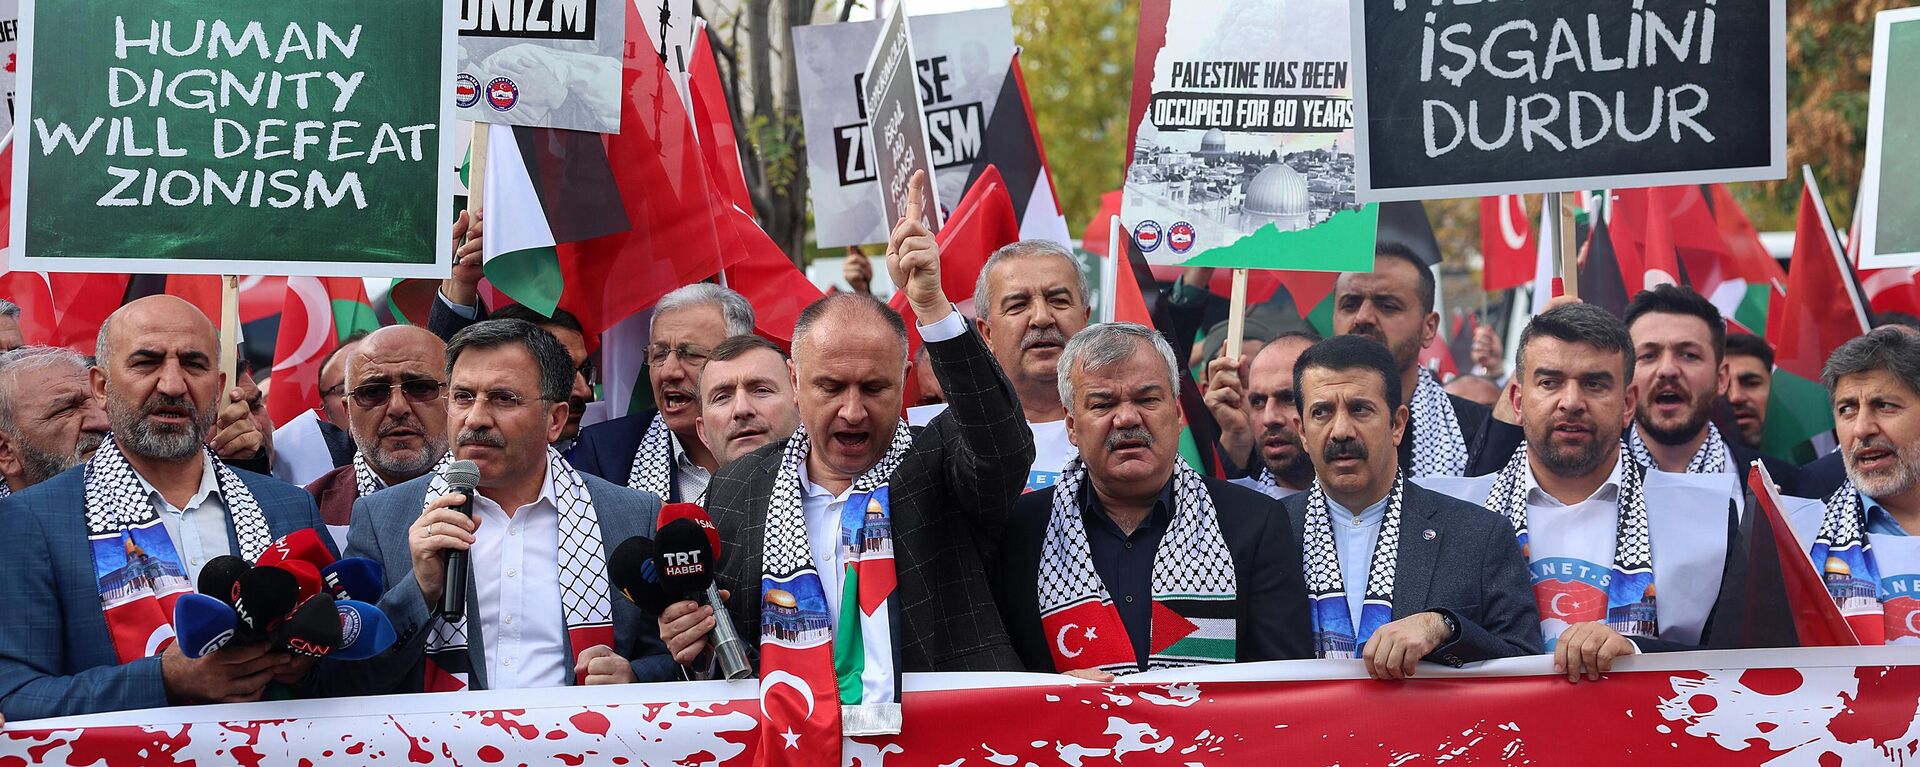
[1301,475,1407,659]
[86,439,273,664]
[419,447,613,691]
[1807,480,1890,645]
[1037,456,1238,675]
[756,420,914,766]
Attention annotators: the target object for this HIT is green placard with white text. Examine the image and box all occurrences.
[8,0,458,278]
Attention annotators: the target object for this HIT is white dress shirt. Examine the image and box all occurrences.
[140,453,235,585]
[1325,493,1390,626]
[669,430,712,503]
[469,468,568,690]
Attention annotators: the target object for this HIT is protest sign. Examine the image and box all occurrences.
[10,0,457,278]
[456,0,623,133]
[861,4,940,234]
[1856,7,1920,270]
[0,0,18,137]
[794,7,1012,247]
[1120,0,1377,271]
[1352,0,1786,202]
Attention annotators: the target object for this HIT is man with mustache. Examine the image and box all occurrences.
[994,322,1309,680]
[970,240,1092,491]
[1334,243,1490,477]
[1423,304,1746,682]
[1205,331,1320,499]
[666,176,1034,735]
[304,326,451,552]
[573,284,752,503]
[694,335,800,468]
[0,296,332,718]
[1283,335,1538,680]
[328,319,671,695]
[1620,285,1796,493]
[485,305,596,449]
[1723,333,1774,450]
[1780,326,1920,645]
[0,346,110,497]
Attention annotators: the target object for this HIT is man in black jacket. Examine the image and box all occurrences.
[995,322,1312,680]
[1283,336,1540,680]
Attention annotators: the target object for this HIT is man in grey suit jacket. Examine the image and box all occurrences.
[1285,336,1539,680]
[319,320,672,695]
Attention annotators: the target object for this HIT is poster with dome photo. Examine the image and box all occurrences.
[1119,0,1377,270]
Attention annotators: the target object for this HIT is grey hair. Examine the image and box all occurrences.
[1822,326,1920,397]
[0,299,19,319]
[1056,322,1180,409]
[445,319,575,402]
[0,346,92,435]
[653,283,755,337]
[971,240,1089,318]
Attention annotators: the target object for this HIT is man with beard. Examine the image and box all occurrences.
[305,326,451,552]
[970,240,1092,491]
[661,177,1034,737]
[1283,336,1539,679]
[0,296,331,719]
[1206,331,1320,499]
[694,335,800,468]
[1621,286,1795,493]
[0,300,22,352]
[1780,327,1920,645]
[572,284,751,503]
[1422,304,1744,681]
[1334,243,1490,477]
[995,323,1311,679]
[0,347,109,497]
[1723,334,1774,451]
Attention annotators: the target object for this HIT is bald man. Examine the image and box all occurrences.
[0,296,332,720]
[305,326,451,552]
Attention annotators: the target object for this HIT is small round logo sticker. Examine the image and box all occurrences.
[485,77,519,112]
[1133,220,1163,253]
[455,73,481,109]
[1168,221,1196,254]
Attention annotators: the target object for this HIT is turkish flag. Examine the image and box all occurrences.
[1039,599,1135,672]
[1480,195,1537,292]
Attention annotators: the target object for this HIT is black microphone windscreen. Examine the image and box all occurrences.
[197,555,250,606]
[233,565,300,639]
[608,536,674,614]
[272,593,343,658]
[444,459,481,492]
[654,518,716,598]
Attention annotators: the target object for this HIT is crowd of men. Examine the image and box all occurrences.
[0,181,1915,722]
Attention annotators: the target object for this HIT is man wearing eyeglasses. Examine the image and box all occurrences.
[571,284,754,505]
[304,326,451,553]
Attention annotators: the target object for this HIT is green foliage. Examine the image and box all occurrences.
[1010,0,1137,235]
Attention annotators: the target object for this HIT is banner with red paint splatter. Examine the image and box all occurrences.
[4,647,1919,766]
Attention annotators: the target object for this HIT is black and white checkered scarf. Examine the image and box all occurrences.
[1301,475,1406,658]
[1408,370,1468,477]
[84,437,272,560]
[625,413,675,500]
[1628,422,1732,475]
[353,449,453,499]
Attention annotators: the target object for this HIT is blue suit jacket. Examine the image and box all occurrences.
[315,470,673,695]
[0,465,330,720]
[569,411,675,497]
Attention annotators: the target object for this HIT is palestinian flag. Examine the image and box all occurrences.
[1578,206,1633,317]
[480,124,630,318]
[268,277,379,428]
[1762,168,1871,462]
[1701,184,1786,335]
[963,52,1072,246]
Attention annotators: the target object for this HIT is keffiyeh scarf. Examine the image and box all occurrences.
[1808,480,1888,645]
[1302,475,1406,658]
[626,413,676,501]
[86,438,271,664]
[1485,443,1659,643]
[1628,423,1732,474]
[1037,456,1238,675]
[421,447,613,691]
[755,421,914,762]
[353,450,454,499]
[1408,370,1468,477]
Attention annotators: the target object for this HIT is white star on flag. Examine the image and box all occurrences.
[782,727,802,749]
[1084,627,1098,642]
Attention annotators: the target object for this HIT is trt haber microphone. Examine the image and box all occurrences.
[439,459,481,621]
[654,504,750,680]
[321,557,386,604]
[332,599,399,661]
[272,593,342,659]
[197,555,250,607]
[233,565,301,641]
[257,528,337,571]
[174,593,238,659]
[608,536,674,614]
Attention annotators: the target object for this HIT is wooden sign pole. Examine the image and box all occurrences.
[1225,268,1249,360]
[1549,191,1579,300]
[218,275,241,388]
[467,123,490,223]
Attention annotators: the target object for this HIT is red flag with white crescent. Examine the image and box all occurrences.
[1480,195,1537,292]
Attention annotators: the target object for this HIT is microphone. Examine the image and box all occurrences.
[174,593,238,658]
[608,536,674,614]
[321,557,386,604]
[332,599,400,661]
[197,555,250,606]
[257,528,337,571]
[232,565,301,641]
[270,560,323,604]
[654,504,750,680]
[439,460,481,621]
[272,593,343,659]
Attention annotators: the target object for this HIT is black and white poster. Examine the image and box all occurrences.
[456,0,625,133]
[861,4,941,234]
